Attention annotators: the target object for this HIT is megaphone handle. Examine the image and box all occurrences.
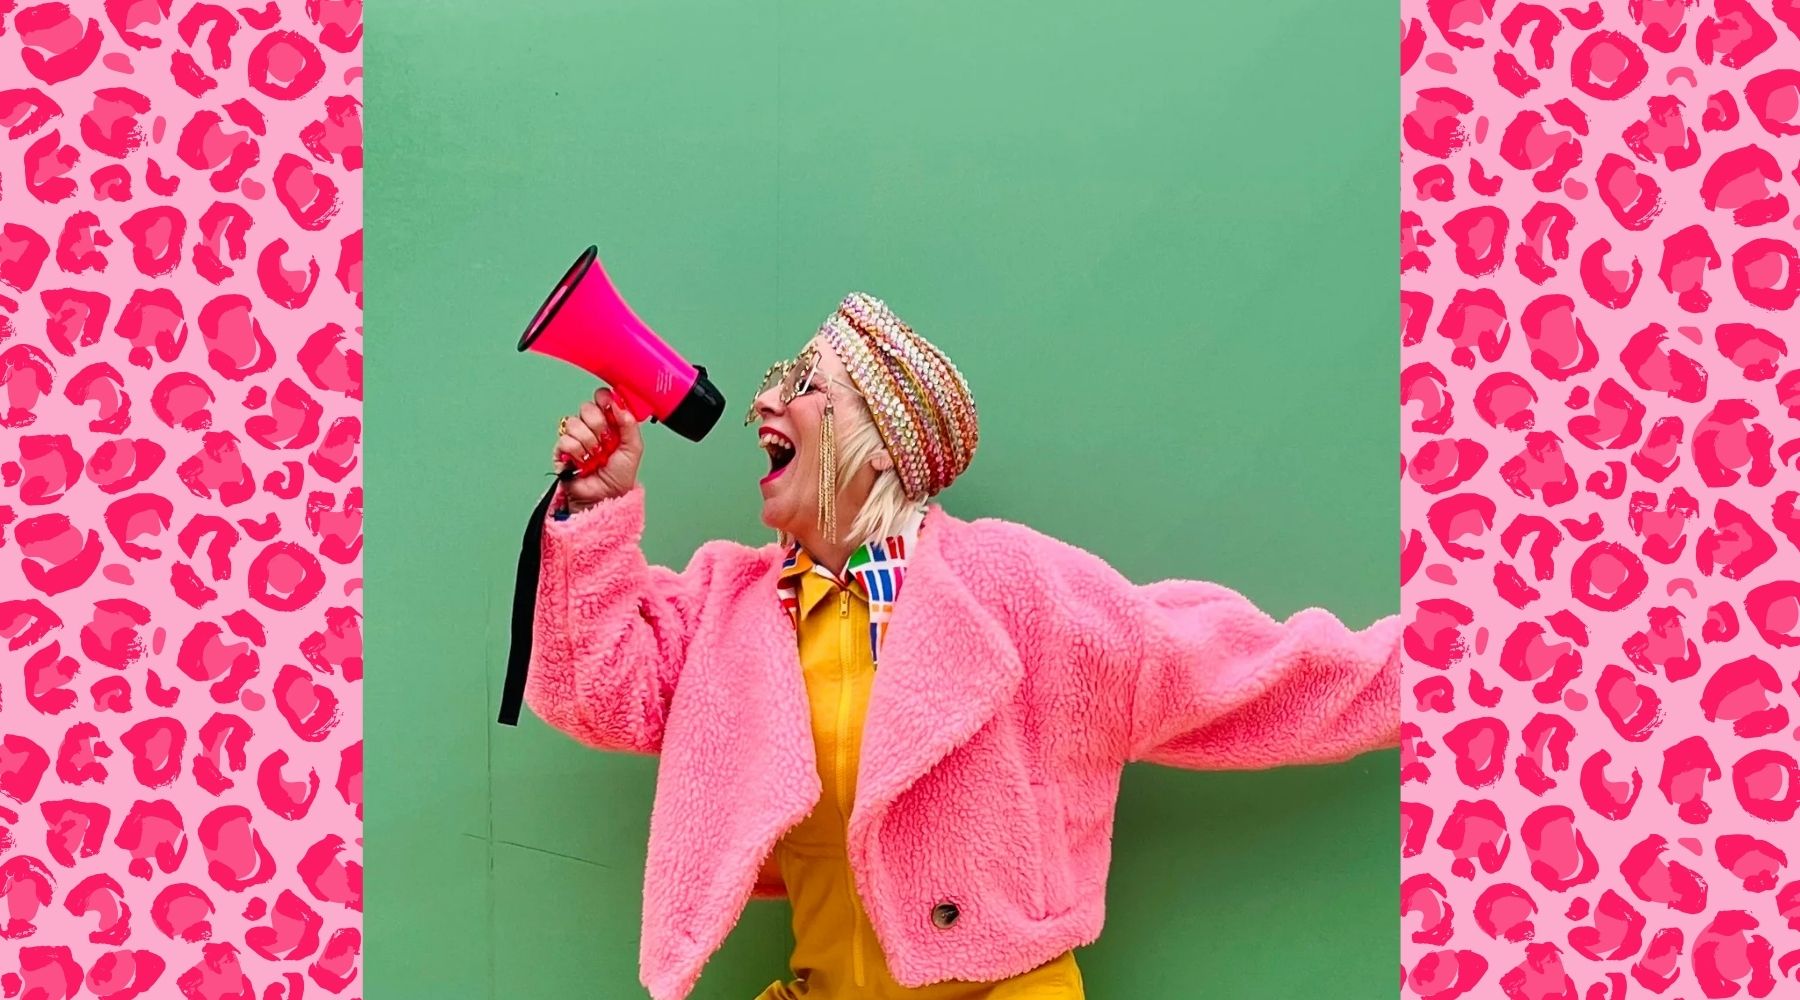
[556,385,651,478]
[559,418,621,477]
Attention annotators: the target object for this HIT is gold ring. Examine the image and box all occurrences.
[558,417,569,436]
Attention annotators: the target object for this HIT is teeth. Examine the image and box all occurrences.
[759,432,794,456]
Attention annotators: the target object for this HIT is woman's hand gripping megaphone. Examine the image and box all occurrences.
[553,387,646,509]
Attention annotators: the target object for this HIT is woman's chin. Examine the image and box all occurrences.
[758,490,788,529]
[759,464,809,533]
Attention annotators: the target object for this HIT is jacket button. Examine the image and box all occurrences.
[931,903,959,929]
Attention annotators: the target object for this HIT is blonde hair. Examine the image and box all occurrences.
[775,398,926,550]
[838,408,924,545]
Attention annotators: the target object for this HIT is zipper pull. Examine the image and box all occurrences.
[840,588,850,617]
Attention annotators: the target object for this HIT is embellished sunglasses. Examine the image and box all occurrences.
[744,345,863,425]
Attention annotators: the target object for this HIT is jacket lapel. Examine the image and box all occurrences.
[849,504,1024,840]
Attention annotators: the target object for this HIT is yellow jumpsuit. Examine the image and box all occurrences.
[756,554,1084,999]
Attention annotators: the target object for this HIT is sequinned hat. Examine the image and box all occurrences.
[815,292,979,500]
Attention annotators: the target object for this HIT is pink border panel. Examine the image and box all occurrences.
[1401,2,1800,998]
[2,2,362,998]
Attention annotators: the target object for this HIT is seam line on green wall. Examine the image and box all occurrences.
[484,581,498,1000]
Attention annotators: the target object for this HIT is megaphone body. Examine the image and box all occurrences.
[499,246,726,728]
[518,245,725,473]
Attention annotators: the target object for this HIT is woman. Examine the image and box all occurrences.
[527,292,1401,1000]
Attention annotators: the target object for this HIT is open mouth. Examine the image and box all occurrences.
[759,430,796,482]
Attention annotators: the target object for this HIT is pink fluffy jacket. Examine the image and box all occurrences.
[525,485,1401,1000]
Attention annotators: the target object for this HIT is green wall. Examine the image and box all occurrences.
[366,1,1397,996]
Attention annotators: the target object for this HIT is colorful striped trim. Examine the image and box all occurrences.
[776,507,925,666]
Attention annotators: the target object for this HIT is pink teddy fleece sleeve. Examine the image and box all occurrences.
[1123,575,1402,770]
[986,519,1400,771]
[522,483,726,755]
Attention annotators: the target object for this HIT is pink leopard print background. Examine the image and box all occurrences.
[1401,1,1800,998]
[0,1,362,998]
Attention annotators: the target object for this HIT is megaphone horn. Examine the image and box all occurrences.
[518,245,726,475]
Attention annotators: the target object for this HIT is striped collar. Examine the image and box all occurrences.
[776,506,926,665]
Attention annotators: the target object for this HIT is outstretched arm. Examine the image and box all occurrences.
[1122,576,1401,770]
[985,519,1399,770]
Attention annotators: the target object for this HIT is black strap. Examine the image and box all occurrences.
[499,475,568,725]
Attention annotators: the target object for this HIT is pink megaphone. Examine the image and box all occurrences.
[518,245,725,475]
